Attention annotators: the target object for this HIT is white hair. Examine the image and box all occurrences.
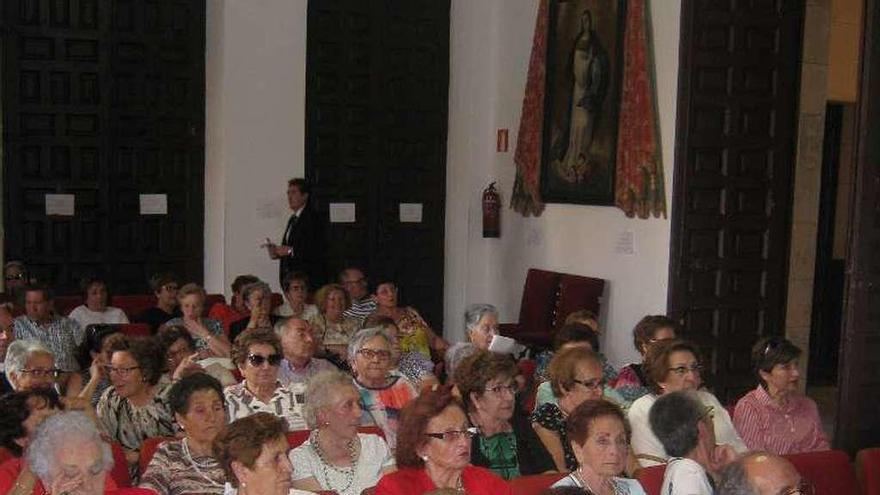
[347,327,393,364]
[445,342,479,379]
[277,317,309,337]
[27,412,113,484]
[5,339,53,376]
[302,370,358,429]
[464,303,498,333]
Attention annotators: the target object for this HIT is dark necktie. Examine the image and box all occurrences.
[283,214,298,245]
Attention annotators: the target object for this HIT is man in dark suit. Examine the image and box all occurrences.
[266,178,326,289]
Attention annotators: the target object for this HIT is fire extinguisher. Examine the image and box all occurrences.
[482,182,500,238]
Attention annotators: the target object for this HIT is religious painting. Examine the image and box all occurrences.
[541,0,626,205]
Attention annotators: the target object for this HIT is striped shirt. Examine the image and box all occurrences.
[733,385,830,455]
[13,315,84,371]
[224,381,307,430]
[343,297,377,323]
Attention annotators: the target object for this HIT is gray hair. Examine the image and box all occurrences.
[277,317,309,337]
[303,370,358,429]
[241,281,272,307]
[464,303,498,333]
[5,340,53,376]
[27,412,113,485]
[649,390,704,457]
[717,456,757,495]
[445,342,478,380]
[347,327,393,363]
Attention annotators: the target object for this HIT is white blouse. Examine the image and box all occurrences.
[68,305,129,328]
[290,433,394,495]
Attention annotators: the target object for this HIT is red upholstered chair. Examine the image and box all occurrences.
[786,450,860,495]
[54,295,83,316]
[636,464,666,495]
[857,447,880,495]
[109,442,132,487]
[138,436,176,474]
[508,473,566,495]
[111,295,158,320]
[499,269,605,348]
[0,447,13,465]
[204,293,227,314]
[119,323,152,338]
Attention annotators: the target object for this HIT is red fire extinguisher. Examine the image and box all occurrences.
[482,182,500,238]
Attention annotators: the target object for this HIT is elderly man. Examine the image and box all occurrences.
[718,452,807,495]
[278,318,334,389]
[12,285,83,373]
[0,303,15,393]
[339,266,376,322]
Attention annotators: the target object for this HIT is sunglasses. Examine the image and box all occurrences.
[247,353,282,367]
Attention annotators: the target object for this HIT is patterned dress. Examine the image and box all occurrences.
[96,383,175,453]
[164,317,224,351]
[224,381,307,430]
[530,402,577,471]
[393,308,433,359]
[309,314,360,351]
[139,440,225,495]
[354,375,418,451]
[476,431,520,480]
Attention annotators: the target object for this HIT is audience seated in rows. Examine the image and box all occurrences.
[164,284,230,358]
[229,281,282,343]
[68,277,130,329]
[372,278,449,359]
[366,315,437,389]
[208,274,259,334]
[276,271,319,321]
[610,315,677,403]
[627,339,747,467]
[132,273,181,334]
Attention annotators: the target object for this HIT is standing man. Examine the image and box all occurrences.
[266,178,326,289]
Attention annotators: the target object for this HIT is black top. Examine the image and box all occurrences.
[133,306,182,334]
[470,401,555,477]
[279,203,326,288]
[228,315,283,343]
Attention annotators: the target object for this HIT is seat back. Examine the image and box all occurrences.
[119,323,152,338]
[786,449,860,495]
[111,295,158,320]
[138,436,176,474]
[517,269,562,335]
[508,473,566,495]
[857,447,880,495]
[636,464,666,495]
[205,293,227,314]
[54,295,83,316]
[109,442,132,487]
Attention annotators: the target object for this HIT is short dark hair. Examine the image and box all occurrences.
[213,412,288,488]
[751,336,801,389]
[649,391,705,457]
[453,350,518,412]
[22,284,52,303]
[548,346,603,398]
[148,272,178,293]
[632,315,678,353]
[287,178,310,195]
[157,325,196,356]
[282,271,310,293]
[231,275,259,294]
[644,339,702,395]
[168,373,224,416]
[79,277,108,297]
[553,322,600,352]
[231,327,283,367]
[107,336,165,386]
[395,386,465,468]
[76,324,121,370]
[0,389,62,456]
[567,399,629,446]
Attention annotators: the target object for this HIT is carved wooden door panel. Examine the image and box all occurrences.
[667,0,803,403]
[2,0,205,295]
[306,0,449,330]
[835,0,880,453]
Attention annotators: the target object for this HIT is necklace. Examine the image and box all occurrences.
[182,438,223,487]
[575,468,626,495]
[309,430,359,494]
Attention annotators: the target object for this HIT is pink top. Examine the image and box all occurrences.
[733,385,830,455]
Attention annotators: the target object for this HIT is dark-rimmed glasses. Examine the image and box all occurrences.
[105,365,140,377]
[424,427,478,442]
[21,368,62,378]
[247,353,282,367]
[357,348,391,361]
[668,363,703,375]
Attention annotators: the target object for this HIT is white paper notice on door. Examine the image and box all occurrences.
[399,203,423,223]
[329,203,356,223]
[139,194,168,215]
[45,194,75,216]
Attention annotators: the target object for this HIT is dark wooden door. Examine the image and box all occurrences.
[306,0,449,330]
[667,0,803,403]
[835,0,880,453]
[2,0,205,295]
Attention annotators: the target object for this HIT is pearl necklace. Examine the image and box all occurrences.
[309,430,359,494]
[182,438,223,488]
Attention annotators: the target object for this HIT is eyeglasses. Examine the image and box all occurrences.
[484,383,517,395]
[162,284,179,291]
[424,427,478,442]
[357,348,391,361]
[105,365,140,376]
[781,481,816,495]
[668,363,703,375]
[4,273,24,281]
[21,368,62,378]
[247,353,283,367]
[572,378,605,390]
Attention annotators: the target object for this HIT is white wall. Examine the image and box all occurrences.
[444,0,681,367]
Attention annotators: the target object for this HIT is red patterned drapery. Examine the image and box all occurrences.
[615,0,666,218]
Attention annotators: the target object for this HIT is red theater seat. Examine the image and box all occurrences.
[110,442,132,487]
[636,464,665,495]
[119,323,152,338]
[205,293,226,313]
[112,295,158,320]
[857,447,880,495]
[786,449,860,495]
[508,473,566,495]
[54,295,83,316]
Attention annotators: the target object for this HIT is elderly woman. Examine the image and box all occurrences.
[733,336,829,455]
[651,391,736,494]
[76,325,126,406]
[224,328,307,430]
[532,347,607,472]
[611,315,678,403]
[454,350,554,479]
[290,370,395,494]
[5,340,60,393]
[165,283,230,358]
[628,339,746,467]
[157,325,237,387]
[97,336,175,470]
[551,401,646,494]
[349,327,419,451]
[0,412,118,495]
[68,277,129,328]
[275,271,318,320]
[463,304,500,351]
[229,281,282,343]
[366,315,436,388]
[309,283,359,358]
[208,274,259,333]
[375,386,511,494]
[213,412,315,495]
[372,279,448,359]
[139,373,227,494]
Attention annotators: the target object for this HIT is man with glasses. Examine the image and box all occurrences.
[719,452,813,495]
[339,266,376,323]
[12,285,83,378]
[133,272,182,333]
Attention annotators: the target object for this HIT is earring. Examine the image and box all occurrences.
[421,455,429,462]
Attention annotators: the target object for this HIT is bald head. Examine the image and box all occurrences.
[719,452,803,495]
